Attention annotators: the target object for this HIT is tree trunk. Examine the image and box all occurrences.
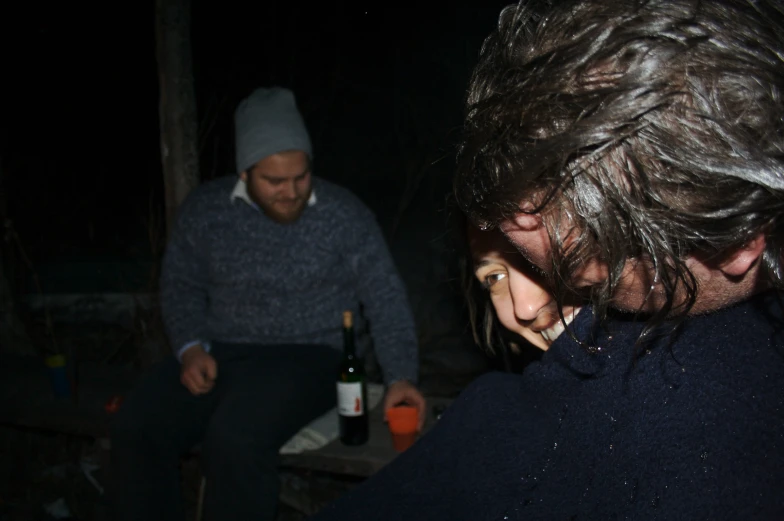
[155,0,200,236]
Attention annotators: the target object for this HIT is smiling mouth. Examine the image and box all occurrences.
[540,307,582,343]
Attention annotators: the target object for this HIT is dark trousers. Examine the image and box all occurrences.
[109,343,340,521]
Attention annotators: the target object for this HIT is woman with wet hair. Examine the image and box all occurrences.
[462,223,583,372]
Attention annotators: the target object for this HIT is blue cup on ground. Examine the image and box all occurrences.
[44,354,71,398]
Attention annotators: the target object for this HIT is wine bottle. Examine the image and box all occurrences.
[337,310,369,445]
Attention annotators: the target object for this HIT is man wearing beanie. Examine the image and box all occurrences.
[110,87,425,521]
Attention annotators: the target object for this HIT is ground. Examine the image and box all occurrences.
[0,426,110,521]
[0,425,361,521]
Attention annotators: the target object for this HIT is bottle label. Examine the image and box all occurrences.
[337,382,364,417]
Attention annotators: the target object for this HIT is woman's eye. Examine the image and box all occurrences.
[481,272,506,289]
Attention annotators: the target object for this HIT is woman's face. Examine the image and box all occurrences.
[471,228,581,351]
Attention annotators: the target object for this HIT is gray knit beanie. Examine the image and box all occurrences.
[234,87,313,174]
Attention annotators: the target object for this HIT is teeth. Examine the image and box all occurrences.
[541,321,564,343]
[540,307,582,343]
[562,307,581,327]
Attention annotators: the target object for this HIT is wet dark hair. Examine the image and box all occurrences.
[455,0,784,342]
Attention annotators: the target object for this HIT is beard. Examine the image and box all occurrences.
[247,185,311,224]
[262,200,307,223]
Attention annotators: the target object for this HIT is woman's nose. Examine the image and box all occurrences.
[508,272,551,323]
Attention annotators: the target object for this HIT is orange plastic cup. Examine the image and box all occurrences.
[386,405,418,452]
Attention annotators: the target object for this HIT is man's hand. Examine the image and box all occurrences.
[180,345,218,396]
[383,380,427,432]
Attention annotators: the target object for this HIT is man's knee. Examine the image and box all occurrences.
[201,418,280,470]
[203,418,264,453]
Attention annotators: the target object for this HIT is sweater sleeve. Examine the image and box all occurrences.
[347,210,419,385]
[159,197,211,355]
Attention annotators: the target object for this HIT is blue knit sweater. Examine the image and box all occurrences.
[311,290,784,520]
[159,175,419,384]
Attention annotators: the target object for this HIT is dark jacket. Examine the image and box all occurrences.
[311,290,784,520]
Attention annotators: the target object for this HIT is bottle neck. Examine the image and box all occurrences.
[343,326,356,356]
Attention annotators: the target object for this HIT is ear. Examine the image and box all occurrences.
[719,233,766,277]
[239,170,248,182]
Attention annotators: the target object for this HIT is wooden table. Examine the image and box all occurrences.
[279,396,453,477]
